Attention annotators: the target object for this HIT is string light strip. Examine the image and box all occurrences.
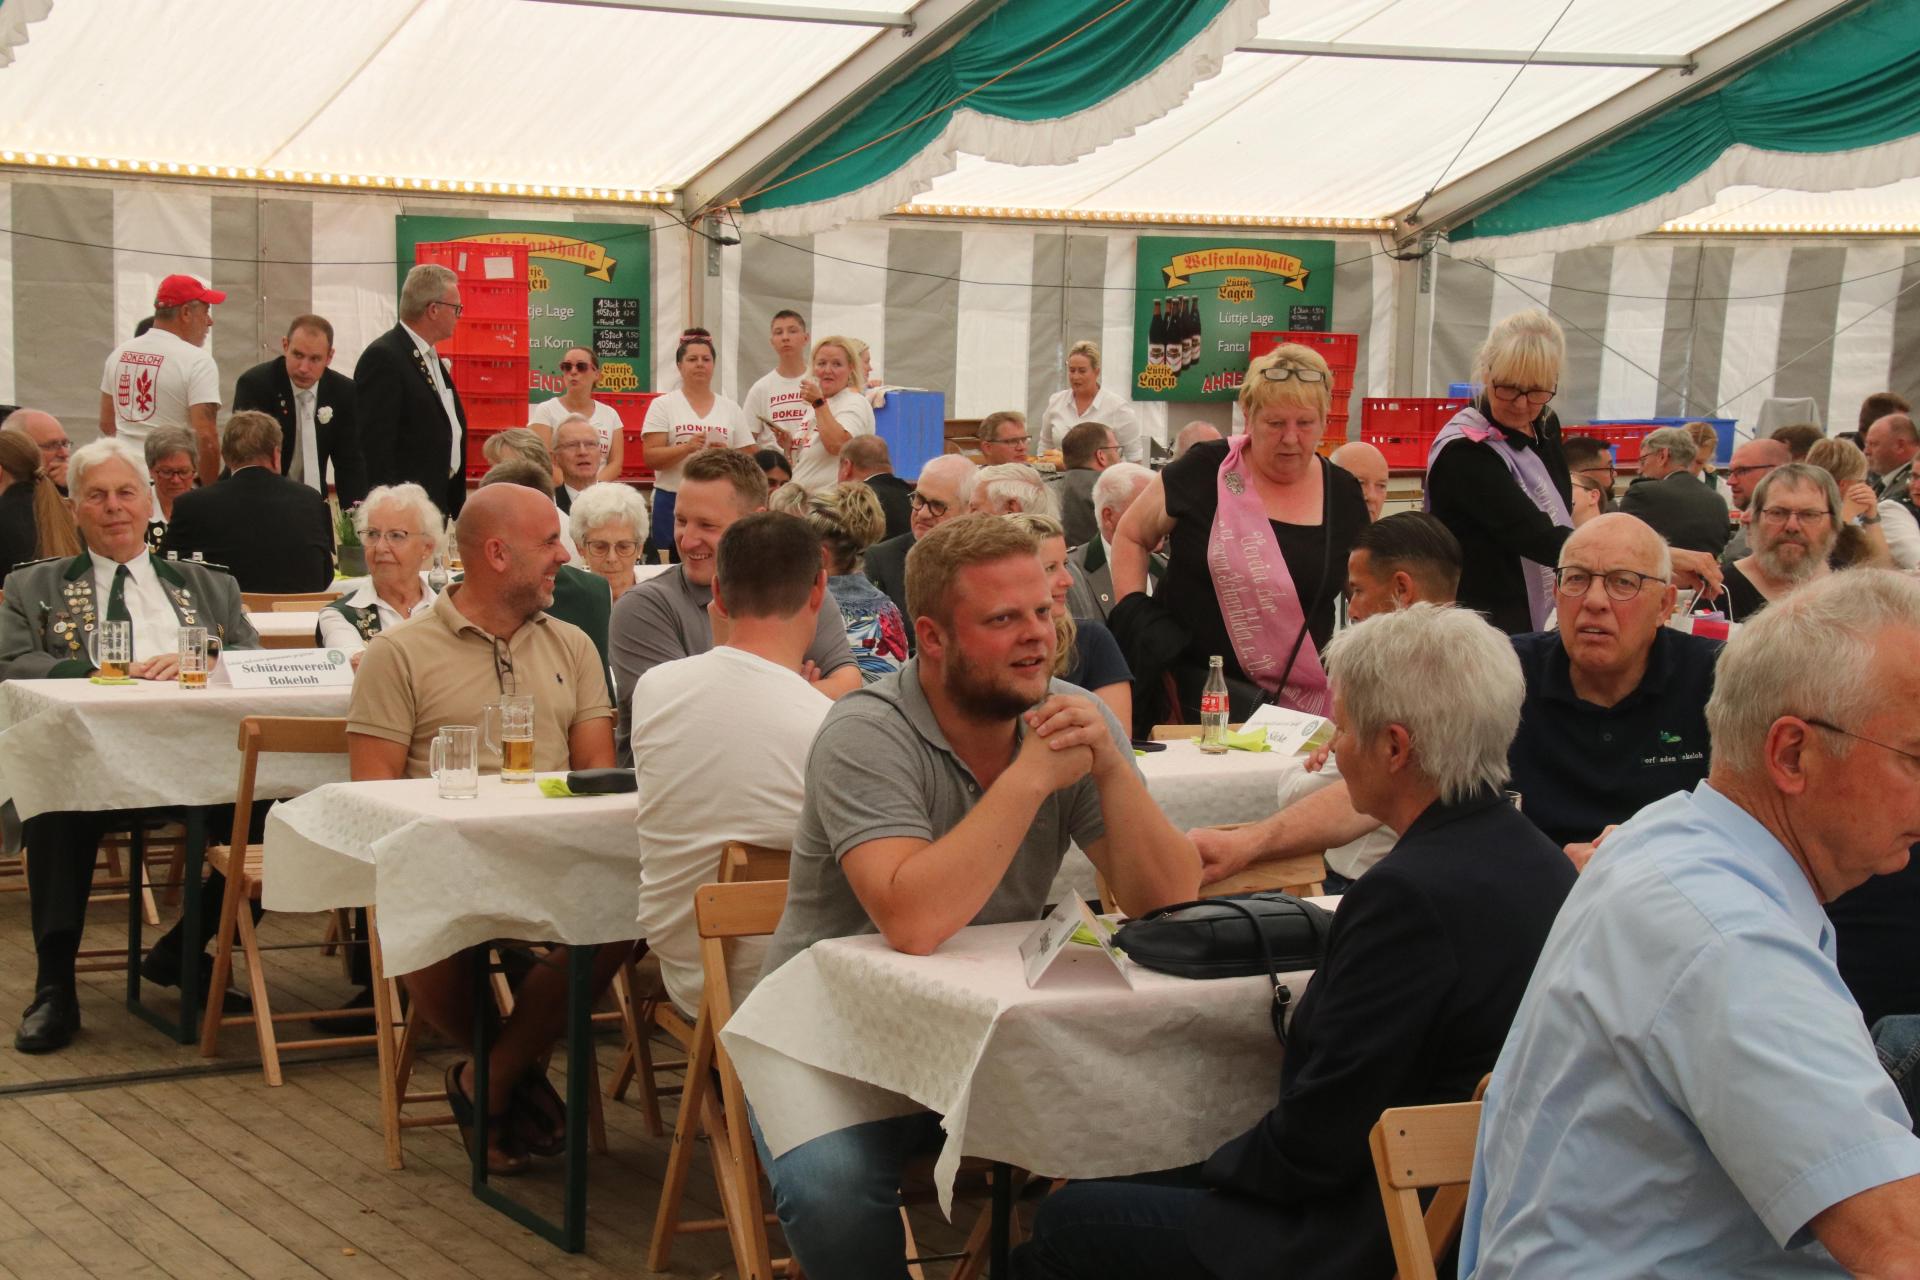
[0,150,675,205]
[898,203,1395,231]
[1654,218,1920,236]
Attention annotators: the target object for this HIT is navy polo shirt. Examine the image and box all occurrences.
[1507,627,1723,849]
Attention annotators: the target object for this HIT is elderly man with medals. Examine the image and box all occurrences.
[0,438,261,1053]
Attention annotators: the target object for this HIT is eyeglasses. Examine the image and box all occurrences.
[585,538,637,558]
[1490,384,1557,406]
[1095,443,1121,457]
[152,465,196,483]
[1804,718,1920,773]
[431,300,464,317]
[1726,463,1776,478]
[909,493,951,516]
[1574,463,1616,479]
[559,361,594,373]
[362,528,415,547]
[557,439,599,452]
[1757,506,1832,526]
[37,438,72,455]
[987,436,1028,448]
[492,639,516,696]
[1553,566,1669,601]
[1258,365,1327,384]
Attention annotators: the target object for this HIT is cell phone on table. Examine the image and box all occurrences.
[1130,739,1168,753]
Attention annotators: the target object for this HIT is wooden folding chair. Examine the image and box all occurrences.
[199,717,385,1087]
[242,589,342,611]
[270,599,327,613]
[1097,824,1325,916]
[1369,1089,1488,1280]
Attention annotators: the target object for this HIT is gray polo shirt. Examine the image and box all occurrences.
[609,564,856,763]
[761,658,1133,976]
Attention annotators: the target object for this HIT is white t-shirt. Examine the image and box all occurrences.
[640,390,754,492]
[1273,757,1398,882]
[743,369,811,451]
[1038,386,1142,462]
[632,646,831,1018]
[788,388,876,495]
[99,328,220,447]
[529,397,624,466]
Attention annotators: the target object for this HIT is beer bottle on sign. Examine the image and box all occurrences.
[1170,299,1188,373]
[1199,656,1230,754]
[1147,300,1165,368]
[1186,297,1203,370]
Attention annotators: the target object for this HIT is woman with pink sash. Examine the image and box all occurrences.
[1109,344,1369,730]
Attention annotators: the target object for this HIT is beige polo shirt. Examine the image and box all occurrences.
[348,586,613,779]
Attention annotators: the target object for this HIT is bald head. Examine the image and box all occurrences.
[1331,441,1390,520]
[1864,412,1918,477]
[454,482,572,623]
[1173,422,1222,459]
[1728,437,1791,509]
[1,409,72,487]
[1560,511,1673,579]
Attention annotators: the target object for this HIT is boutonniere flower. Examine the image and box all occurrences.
[318,406,334,424]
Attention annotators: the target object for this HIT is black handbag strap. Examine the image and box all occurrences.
[1207,896,1293,1048]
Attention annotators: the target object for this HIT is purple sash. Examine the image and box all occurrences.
[1206,436,1332,715]
[1423,405,1571,630]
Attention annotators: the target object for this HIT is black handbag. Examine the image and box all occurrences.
[1114,891,1333,1046]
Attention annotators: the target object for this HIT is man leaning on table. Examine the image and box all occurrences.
[1462,569,1920,1279]
[0,438,261,1053]
[346,482,633,1176]
[751,513,1200,1277]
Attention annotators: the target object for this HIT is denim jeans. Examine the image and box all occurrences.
[1873,1014,1920,1128]
[748,1108,946,1279]
[648,488,676,561]
[1012,1170,1221,1280]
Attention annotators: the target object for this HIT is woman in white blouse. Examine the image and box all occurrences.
[1038,340,1142,462]
[786,335,876,494]
[319,483,440,666]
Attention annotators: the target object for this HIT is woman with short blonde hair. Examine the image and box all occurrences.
[805,482,906,681]
[1807,436,1919,568]
[1038,338,1141,461]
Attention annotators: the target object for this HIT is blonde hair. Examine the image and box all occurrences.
[805,482,887,575]
[1473,310,1566,394]
[768,481,810,515]
[484,427,552,472]
[1067,340,1101,372]
[1807,436,1869,488]
[905,513,1043,628]
[1684,421,1720,472]
[1002,512,1079,677]
[1239,343,1332,423]
[813,335,866,392]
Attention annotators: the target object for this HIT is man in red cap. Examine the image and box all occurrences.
[99,274,224,485]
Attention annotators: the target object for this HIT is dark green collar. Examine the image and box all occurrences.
[65,551,188,587]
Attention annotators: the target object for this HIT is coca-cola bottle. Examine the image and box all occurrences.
[1199,655,1229,754]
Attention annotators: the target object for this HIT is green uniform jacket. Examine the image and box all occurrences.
[0,553,259,680]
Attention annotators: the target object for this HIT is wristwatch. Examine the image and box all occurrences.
[1860,513,1882,525]
[810,397,826,408]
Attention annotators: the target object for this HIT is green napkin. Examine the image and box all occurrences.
[537,777,577,798]
[1222,729,1271,753]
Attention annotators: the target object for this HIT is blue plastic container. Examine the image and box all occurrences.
[872,390,948,482]
[1448,382,1479,399]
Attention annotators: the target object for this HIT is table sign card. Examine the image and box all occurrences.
[213,648,355,689]
[1244,704,1335,756]
[1020,896,1132,989]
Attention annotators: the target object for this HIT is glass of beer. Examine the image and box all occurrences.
[89,621,132,680]
[430,725,480,800]
[177,626,209,690]
[483,694,536,782]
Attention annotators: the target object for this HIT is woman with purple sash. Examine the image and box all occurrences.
[1110,344,1369,729]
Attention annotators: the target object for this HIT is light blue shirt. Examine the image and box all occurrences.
[1461,782,1920,1279]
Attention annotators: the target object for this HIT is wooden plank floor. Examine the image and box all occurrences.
[0,879,978,1277]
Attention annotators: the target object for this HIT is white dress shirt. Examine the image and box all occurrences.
[90,549,180,662]
[402,321,463,475]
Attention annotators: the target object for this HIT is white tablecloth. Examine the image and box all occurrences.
[723,918,1327,1213]
[248,611,323,641]
[0,680,352,819]
[262,775,641,975]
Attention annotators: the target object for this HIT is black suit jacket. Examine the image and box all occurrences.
[1188,790,1576,1280]
[231,358,367,507]
[158,466,335,594]
[352,324,467,516]
[863,473,914,543]
[1616,471,1731,555]
[865,530,913,620]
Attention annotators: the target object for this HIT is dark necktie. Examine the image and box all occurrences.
[107,564,133,659]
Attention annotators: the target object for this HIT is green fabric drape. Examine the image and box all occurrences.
[1452,0,1920,244]
[741,0,1234,219]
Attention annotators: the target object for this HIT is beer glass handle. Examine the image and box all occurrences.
[85,628,97,669]
[430,733,445,781]
[481,703,500,757]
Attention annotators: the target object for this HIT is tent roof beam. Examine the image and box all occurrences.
[518,0,914,29]
[1236,39,1691,70]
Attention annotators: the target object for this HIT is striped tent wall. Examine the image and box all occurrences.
[0,174,684,441]
[1430,241,1920,438]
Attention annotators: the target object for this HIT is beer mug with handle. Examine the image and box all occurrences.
[431,725,480,800]
[483,694,536,782]
[178,626,209,690]
[88,620,132,680]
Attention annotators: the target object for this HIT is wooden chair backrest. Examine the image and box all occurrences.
[271,599,325,613]
[243,590,340,610]
[1369,1099,1483,1280]
[719,841,789,885]
[228,717,350,851]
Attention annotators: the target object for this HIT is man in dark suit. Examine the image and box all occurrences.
[1617,426,1731,555]
[355,264,467,516]
[1054,420,1121,548]
[1017,603,1576,1280]
[160,411,335,593]
[864,452,976,620]
[232,314,365,507]
[1065,461,1156,621]
[835,434,913,542]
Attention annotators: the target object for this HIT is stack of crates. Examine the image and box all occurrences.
[414,241,531,476]
[1249,330,1359,443]
[1577,417,1736,466]
[1359,397,1473,468]
[600,392,663,486]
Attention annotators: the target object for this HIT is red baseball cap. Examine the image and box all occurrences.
[155,274,226,308]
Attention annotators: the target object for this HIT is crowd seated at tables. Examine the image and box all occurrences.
[4,276,1920,1279]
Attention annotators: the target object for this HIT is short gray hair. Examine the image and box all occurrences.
[69,437,148,493]
[1642,426,1697,467]
[973,463,1057,519]
[143,424,198,469]
[1093,461,1154,520]
[1749,462,1842,522]
[568,481,647,547]
[354,483,444,554]
[1325,603,1524,804]
[1706,569,1920,775]
[399,263,457,322]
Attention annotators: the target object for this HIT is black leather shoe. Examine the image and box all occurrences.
[15,985,79,1053]
[140,948,252,1014]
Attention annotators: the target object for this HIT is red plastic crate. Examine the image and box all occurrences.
[1250,330,1359,372]
[465,428,500,478]
[447,355,529,397]
[441,319,529,358]
[460,279,530,322]
[416,240,529,283]
[601,391,663,485]
[1580,422,1662,465]
[463,392,526,432]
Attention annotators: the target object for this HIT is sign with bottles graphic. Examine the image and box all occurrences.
[1131,237,1335,402]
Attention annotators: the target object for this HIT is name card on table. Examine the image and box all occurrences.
[1020,896,1132,989]
[1243,704,1335,757]
[213,648,355,689]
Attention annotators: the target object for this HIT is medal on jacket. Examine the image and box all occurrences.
[58,577,95,657]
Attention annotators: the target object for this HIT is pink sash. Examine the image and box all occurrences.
[1206,436,1333,715]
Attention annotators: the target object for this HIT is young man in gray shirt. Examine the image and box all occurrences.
[755,514,1200,1277]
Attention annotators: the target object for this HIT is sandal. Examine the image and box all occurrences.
[511,1067,568,1159]
[445,1061,530,1176]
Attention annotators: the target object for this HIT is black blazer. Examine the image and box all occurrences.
[352,323,467,516]
[1187,790,1576,1280]
[1616,471,1732,555]
[865,529,913,620]
[231,358,367,508]
[158,466,335,594]
[864,472,914,544]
